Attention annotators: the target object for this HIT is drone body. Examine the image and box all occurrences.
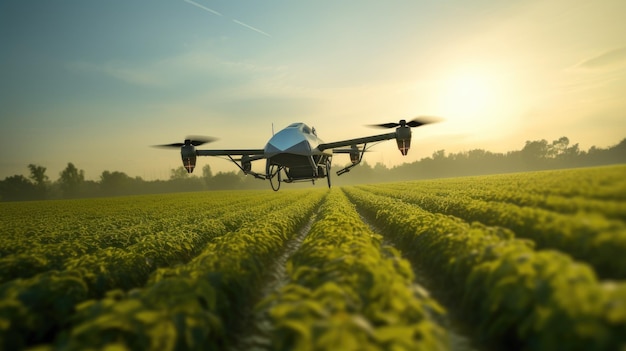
[156,118,438,191]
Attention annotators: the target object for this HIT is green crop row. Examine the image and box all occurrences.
[411,165,626,201]
[373,165,626,220]
[48,190,326,351]
[0,222,225,348]
[343,186,626,351]
[260,189,449,351]
[0,190,321,349]
[0,191,267,256]
[0,191,291,284]
[360,182,626,280]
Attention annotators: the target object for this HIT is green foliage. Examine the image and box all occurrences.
[360,165,626,279]
[344,169,626,351]
[58,189,325,350]
[0,271,89,349]
[261,190,448,350]
[0,190,323,349]
[0,166,624,350]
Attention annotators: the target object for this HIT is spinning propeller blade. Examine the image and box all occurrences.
[153,136,217,148]
[370,116,442,129]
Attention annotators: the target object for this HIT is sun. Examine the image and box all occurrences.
[427,68,509,138]
[439,72,493,118]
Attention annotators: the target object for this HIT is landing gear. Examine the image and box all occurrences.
[326,159,332,188]
[268,164,282,191]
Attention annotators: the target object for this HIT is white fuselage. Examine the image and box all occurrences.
[264,122,329,157]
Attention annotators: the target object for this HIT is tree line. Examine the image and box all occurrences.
[327,136,625,186]
[1,136,624,201]
[0,163,263,202]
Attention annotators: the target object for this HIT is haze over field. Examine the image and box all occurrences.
[1,0,625,180]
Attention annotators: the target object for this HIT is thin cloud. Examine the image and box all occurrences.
[67,48,285,90]
[68,61,164,87]
[183,0,270,37]
[183,0,222,16]
[232,19,271,37]
[579,46,626,69]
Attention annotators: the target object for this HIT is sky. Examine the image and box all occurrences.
[1,0,625,181]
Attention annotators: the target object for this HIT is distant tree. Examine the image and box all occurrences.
[607,138,626,163]
[202,164,213,178]
[583,138,626,166]
[209,171,242,189]
[432,149,446,160]
[100,171,133,196]
[202,164,213,188]
[373,162,388,174]
[27,164,48,199]
[167,166,204,192]
[28,164,48,186]
[0,175,38,201]
[467,149,488,159]
[521,139,549,167]
[59,162,85,198]
[352,161,375,183]
[170,167,189,180]
[563,142,581,158]
[549,136,570,157]
[552,138,581,167]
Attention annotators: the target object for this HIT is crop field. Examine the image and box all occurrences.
[1,165,625,351]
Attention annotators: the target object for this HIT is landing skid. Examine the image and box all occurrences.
[226,154,333,191]
[326,159,332,188]
[268,164,283,191]
[336,143,368,176]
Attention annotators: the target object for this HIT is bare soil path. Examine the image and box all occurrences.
[230,200,482,351]
[229,213,318,351]
[356,207,482,351]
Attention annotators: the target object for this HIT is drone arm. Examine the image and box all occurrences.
[196,149,265,156]
[196,149,266,178]
[318,132,396,151]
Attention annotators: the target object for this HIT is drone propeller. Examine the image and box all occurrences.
[370,116,442,129]
[153,136,217,148]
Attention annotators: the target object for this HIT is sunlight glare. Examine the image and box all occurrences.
[430,68,509,139]
[440,72,493,117]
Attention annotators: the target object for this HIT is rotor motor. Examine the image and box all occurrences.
[349,145,360,164]
[153,136,215,174]
[371,117,440,156]
[241,155,252,173]
[181,143,197,173]
[395,125,412,155]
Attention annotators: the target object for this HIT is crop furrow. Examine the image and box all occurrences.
[360,184,626,280]
[256,189,449,350]
[354,200,480,351]
[0,191,294,284]
[344,186,626,351]
[0,193,250,281]
[0,190,324,349]
[47,190,325,350]
[229,208,319,351]
[0,166,623,350]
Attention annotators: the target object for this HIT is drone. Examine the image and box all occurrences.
[155,117,439,191]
